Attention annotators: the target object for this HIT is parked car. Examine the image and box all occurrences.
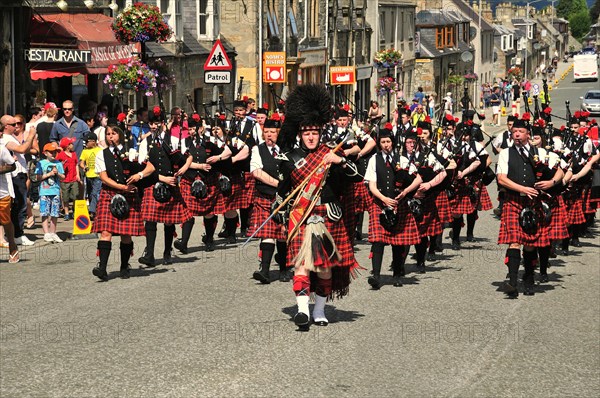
[580,89,600,115]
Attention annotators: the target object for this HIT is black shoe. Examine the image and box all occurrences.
[451,240,461,250]
[252,269,271,284]
[523,285,535,296]
[241,228,248,237]
[427,252,436,261]
[174,239,188,254]
[226,235,237,244]
[502,282,519,299]
[294,312,310,330]
[571,238,581,247]
[217,228,227,238]
[367,275,381,290]
[416,262,426,274]
[466,234,474,242]
[279,268,291,282]
[539,274,549,283]
[355,231,363,241]
[92,266,108,281]
[163,251,173,265]
[120,267,130,279]
[138,252,156,267]
[202,235,215,252]
[580,231,594,239]
[393,275,403,287]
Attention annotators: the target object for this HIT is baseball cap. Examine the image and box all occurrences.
[59,137,76,149]
[85,132,98,141]
[44,102,60,111]
[43,142,61,152]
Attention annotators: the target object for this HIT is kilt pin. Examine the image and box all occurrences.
[498,194,550,247]
[179,175,219,216]
[247,193,286,241]
[141,185,191,224]
[416,193,443,238]
[368,200,421,245]
[92,186,145,236]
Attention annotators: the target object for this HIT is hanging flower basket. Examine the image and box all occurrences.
[373,49,403,69]
[111,2,173,44]
[507,66,522,81]
[147,58,176,91]
[103,57,157,97]
[463,72,478,82]
[375,76,399,97]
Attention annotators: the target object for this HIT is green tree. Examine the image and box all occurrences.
[569,10,592,40]
[557,0,588,19]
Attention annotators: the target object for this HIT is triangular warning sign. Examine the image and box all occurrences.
[204,39,232,71]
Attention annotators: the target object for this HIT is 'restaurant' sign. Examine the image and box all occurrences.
[25,48,92,64]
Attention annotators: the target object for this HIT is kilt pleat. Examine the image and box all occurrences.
[548,196,569,240]
[353,181,373,212]
[498,195,550,247]
[368,201,421,245]
[141,185,192,224]
[247,193,286,240]
[180,176,219,216]
[564,194,586,225]
[477,184,494,211]
[435,190,452,224]
[92,186,145,236]
[213,173,248,214]
[416,194,443,238]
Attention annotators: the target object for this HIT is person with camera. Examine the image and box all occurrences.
[364,125,421,289]
[91,125,155,281]
[137,109,192,267]
[497,115,558,297]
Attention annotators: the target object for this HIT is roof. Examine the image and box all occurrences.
[145,31,237,59]
[449,0,494,32]
[512,18,536,25]
[494,24,515,36]
[416,10,470,27]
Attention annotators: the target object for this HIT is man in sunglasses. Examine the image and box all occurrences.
[49,100,90,159]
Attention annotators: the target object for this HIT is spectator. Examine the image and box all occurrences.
[414,86,425,105]
[79,132,102,220]
[17,114,40,230]
[93,112,108,149]
[56,137,79,221]
[49,100,91,158]
[482,83,492,108]
[443,92,453,114]
[490,87,502,126]
[0,120,18,262]
[130,107,150,150]
[409,98,420,112]
[411,104,427,126]
[25,107,43,132]
[0,114,37,246]
[35,142,65,243]
[36,106,58,153]
[427,93,436,119]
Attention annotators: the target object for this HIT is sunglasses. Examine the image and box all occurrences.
[63,108,73,111]
[16,122,23,125]
[6,123,17,127]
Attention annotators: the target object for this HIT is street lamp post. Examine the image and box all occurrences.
[525,0,545,80]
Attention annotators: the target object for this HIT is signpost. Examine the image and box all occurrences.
[329,66,356,85]
[204,39,232,85]
[263,52,286,83]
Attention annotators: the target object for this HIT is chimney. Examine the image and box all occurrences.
[482,0,493,24]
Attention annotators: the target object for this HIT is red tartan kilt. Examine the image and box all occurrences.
[179,176,219,216]
[478,185,494,211]
[92,186,145,236]
[368,200,421,245]
[287,204,359,271]
[564,194,586,225]
[416,194,443,237]
[582,188,596,214]
[450,188,477,216]
[247,193,286,240]
[498,195,550,247]
[213,173,247,214]
[435,190,452,224]
[353,181,373,212]
[548,196,569,240]
[141,185,192,224]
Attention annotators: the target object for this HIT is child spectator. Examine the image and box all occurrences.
[79,132,102,220]
[56,137,79,220]
[36,143,65,243]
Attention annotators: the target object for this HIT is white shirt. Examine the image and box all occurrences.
[497,144,532,175]
[252,124,265,145]
[0,134,28,177]
[364,152,416,182]
[137,132,182,165]
[0,145,15,198]
[95,145,125,174]
[492,130,513,150]
[250,144,280,172]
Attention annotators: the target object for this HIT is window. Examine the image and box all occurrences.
[463,23,469,42]
[309,0,319,38]
[198,0,208,37]
[508,34,513,50]
[407,12,414,41]
[400,11,404,41]
[159,0,182,40]
[436,28,444,49]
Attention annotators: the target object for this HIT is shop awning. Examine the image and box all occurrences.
[28,12,140,80]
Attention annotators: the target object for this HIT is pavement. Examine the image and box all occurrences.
[0,60,598,397]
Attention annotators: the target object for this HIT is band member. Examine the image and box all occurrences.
[351,119,377,241]
[393,107,413,143]
[174,114,221,253]
[276,84,361,330]
[365,126,421,288]
[252,104,269,145]
[92,125,155,281]
[413,120,447,269]
[497,115,561,297]
[138,110,192,266]
[249,117,290,283]
[492,115,516,154]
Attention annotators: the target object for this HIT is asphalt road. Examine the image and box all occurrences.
[1,62,598,397]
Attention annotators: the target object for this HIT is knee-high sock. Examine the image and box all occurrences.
[314,278,332,320]
[355,212,364,233]
[370,243,385,276]
[522,249,538,285]
[276,241,288,269]
[259,241,275,271]
[466,211,477,236]
[293,275,311,315]
[204,217,217,241]
[97,241,112,272]
[180,218,195,247]
[452,217,463,241]
[315,276,332,298]
[164,224,176,255]
[415,237,428,264]
[240,207,251,230]
[224,215,238,237]
[505,248,521,287]
[391,245,408,275]
[538,246,551,275]
[119,242,133,270]
[144,222,157,257]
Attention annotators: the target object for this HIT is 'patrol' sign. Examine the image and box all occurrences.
[205,71,231,84]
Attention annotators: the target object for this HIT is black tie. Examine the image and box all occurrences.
[386,155,391,168]
[272,147,278,157]
[519,146,528,161]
